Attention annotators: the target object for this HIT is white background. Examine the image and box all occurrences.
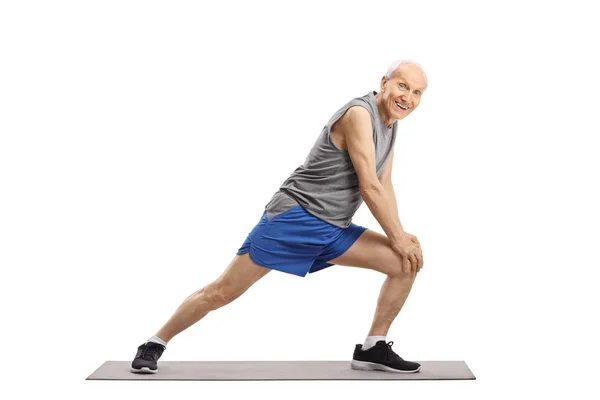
[1,0,599,398]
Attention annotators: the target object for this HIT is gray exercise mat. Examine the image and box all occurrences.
[87,360,475,380]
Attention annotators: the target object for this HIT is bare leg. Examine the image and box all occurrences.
[154,253,271,343]
[326,229,420,337]
[367,274,416,336]
[154,284,220,343]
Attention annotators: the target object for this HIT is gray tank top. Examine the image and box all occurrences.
[265,91,397,229]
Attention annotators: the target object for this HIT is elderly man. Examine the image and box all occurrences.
[131,60,427,374]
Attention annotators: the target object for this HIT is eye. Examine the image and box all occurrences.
[415,90,421,95]
[398,83,406,89]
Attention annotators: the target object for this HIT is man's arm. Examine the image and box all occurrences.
[342,106,404,242]
[383,183,403,230]
[379,146,404,231]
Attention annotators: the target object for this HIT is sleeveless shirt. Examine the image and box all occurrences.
[264,91,397,229]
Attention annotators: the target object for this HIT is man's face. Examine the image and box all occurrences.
[380,64,427,120]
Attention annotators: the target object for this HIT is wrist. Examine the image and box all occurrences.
[390,228,406,242]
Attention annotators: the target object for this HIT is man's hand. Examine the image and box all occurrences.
[391,233,423,275]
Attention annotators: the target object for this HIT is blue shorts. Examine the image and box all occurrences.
[236,205,368,277]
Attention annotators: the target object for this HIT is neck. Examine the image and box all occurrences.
[375,92,395,129]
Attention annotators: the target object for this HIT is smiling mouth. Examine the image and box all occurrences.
[395,101,409,111]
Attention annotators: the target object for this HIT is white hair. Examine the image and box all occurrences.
[385,59,427,85]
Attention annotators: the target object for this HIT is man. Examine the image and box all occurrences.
[131,60,427,374]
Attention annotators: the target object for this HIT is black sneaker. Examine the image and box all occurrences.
[131,342,166,374]
[351,340,421,373]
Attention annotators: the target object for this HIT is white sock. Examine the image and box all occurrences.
[147,335,168,347]
[363,335,386,350]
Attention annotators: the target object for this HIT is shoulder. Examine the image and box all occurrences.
[340,105,372,127]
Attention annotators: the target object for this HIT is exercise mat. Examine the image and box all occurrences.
[87,360,476,380]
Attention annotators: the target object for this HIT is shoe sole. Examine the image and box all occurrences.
[351,360,421,373]
[130,366,157,374]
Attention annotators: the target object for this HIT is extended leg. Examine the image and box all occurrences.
[155,252,271,342]
[131,252,272,373]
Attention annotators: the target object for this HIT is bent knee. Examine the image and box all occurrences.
[386,253,419,280]
[388,266,418,280]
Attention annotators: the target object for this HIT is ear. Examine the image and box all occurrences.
[380,76,388,92]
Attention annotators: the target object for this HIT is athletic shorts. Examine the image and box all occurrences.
[236,205,368,277]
